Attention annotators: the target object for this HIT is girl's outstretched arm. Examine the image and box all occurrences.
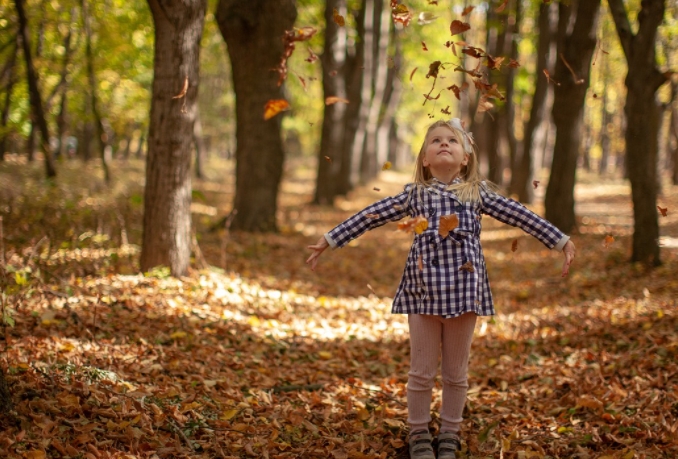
[306,236,329,271]
[561,239,576,277]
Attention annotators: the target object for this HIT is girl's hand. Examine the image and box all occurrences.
[561,240,576,277]
[306,236,330,271]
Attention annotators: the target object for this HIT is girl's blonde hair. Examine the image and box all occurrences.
[412,119,493,202]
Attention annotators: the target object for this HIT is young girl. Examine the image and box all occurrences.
[306,119,576,459]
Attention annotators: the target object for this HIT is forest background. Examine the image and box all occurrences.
[0,0,678,458]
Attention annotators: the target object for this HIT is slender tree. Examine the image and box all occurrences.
[0,34,19,161]
[544,0,601,233]
[14,0,56,177]
[140,0,207,276]
[608,0,670,266]
[216,0,296,231]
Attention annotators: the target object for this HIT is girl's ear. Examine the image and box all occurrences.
[461,153,469,166]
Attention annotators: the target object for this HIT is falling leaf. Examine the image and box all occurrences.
[373,187,381,191]
[297,74,307,90]
[462,6,475,16]
[367,284,376,295]
[495,0,509,13]
[422,41,428,51]
[459,261,475,272]
[603,235,615,248]
[441,106,451,115]
[172,77,188,99]
[426,61,442,79]
[657,206,667,217]
[333,8,345,26]
[487,55,505,70]
[509,59,521,68]
[511,239,518,252]
[438,214,459,238]
[325,96,350,105]
[409,67,418,81]
[324,156,332,162]
[264,99,290,120]
[476,96,494,113]
[382,161,392,170]
[397,216,428,234]
[559,53,585,84]
[391,3,413,27]
[449,84,462,100]
[532,180,540,189]
[418,11,439,25]
[418,255,423,271]
[543,69,560,86]
[450,20,471,37]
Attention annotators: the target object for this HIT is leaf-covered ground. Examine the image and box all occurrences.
[1,158,677,459]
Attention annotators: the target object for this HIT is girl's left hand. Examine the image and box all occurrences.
[561,240,576,277]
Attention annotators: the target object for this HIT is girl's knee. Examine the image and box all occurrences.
[407,371,436,390]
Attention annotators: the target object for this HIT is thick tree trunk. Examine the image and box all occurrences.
[510,2,557,202]
[0,35,18,161]
[670,100,678,185]
[544,0,601,233]
[15,0,56,177]
[81,0,110,182]
[608,0,667,266]
[314,0,349,205]
[140,0,206,276]
[216,0,296,231]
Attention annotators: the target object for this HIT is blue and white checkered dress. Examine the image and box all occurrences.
[325,178,569,318]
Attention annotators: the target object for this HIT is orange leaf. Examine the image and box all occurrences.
[289,26,317,42]
[325,96,350,105]
[450,20,471,36]
[495,0,509,13]
[461,6,475,16]
[398,216,428,234]
[324,156,332,162]
[263,99,290,120]
[382,161,392,170]
[333,8,345,26]
[438,214,459,238]
[657,206,668,217]
[459,261,475,272]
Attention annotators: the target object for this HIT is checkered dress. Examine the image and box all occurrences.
[325,178,568,318]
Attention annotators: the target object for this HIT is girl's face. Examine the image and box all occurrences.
[422,126,469,183]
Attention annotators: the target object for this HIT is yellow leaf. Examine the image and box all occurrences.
[248,316,261,327]
[557,426,573,434]
[318,351,333,360]
[170,331,187,340]
[622,449,636,459]
[356,407,370,421]
[382,161,392,170]
[24,451,47,459]
[59,342,75,352]
[414,218,428,235]
[221,409,239,420]
[502,438,511,451]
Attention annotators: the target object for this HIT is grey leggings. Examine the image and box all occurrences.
[407,312,477,433]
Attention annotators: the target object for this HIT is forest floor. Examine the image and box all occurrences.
[0,156,677,459]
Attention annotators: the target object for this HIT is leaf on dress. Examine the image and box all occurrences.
[459,261,475,272]
[397,216,428,234]
[438,214,459,238]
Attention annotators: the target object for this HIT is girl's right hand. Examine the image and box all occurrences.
[306,236,330,271]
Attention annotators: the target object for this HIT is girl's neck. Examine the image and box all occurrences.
[431,171,460,185]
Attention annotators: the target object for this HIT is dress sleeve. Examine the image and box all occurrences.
[325,185,413,249]
[479,183,569,250]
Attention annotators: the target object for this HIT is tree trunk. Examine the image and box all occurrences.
[608,0,667,266]
[510,2,557,202]
[81,0,110,182]
[670,94,678,185]
[0,35,18,161]
[503,0,520,192]
[15,0,56,177]
[599,88,611,175]
[314,0,350,205]
[360,0,390,183]
[140,0,206,276]
[377,26,403,168]
[544,0,601,233]
[216,0,296,231]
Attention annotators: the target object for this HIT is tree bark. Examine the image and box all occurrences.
[140,0,206,276]
[0,35,18,161]
[608,0,668,266]
[216,0,296,231]
[193,107,205,179]
[15,0,56,177]
[81,0,110,182]
[314,0,350,205]
[510,2,557,202]
[544,0,601,233]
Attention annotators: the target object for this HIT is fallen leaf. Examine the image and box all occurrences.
[264,99,290,120]
[438,214,459,238]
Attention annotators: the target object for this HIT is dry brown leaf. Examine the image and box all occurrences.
[438,214,459,238]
